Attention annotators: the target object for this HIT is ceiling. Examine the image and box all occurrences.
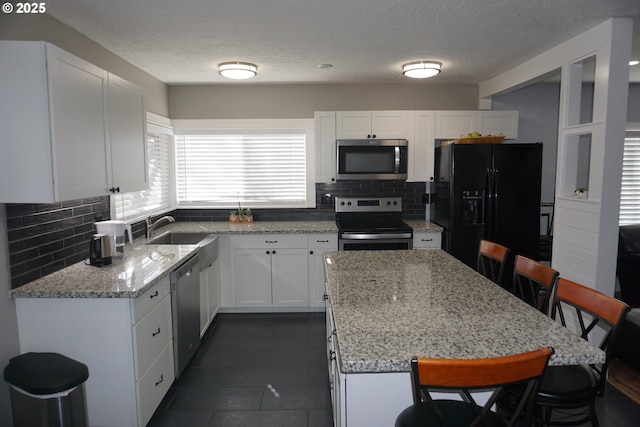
[45,0,640,85]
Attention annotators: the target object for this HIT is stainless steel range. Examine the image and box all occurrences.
[335,197,413,250]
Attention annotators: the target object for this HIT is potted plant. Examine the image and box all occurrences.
[229,202,253,223]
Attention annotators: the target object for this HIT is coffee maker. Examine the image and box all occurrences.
[95,220,133,259]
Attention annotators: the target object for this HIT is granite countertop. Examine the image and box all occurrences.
[323,249,605,373]
[11,243,201,299]
[404,219,443,232]
[11,220,441,299]
[10,220,340,299]
[156,220,338,234]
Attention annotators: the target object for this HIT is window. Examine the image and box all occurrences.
[113,123,173,221]
[175,130,314,208]
[619,132,640,225]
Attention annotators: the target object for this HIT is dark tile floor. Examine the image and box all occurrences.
[148,313,333,427]
[149,312,640,427]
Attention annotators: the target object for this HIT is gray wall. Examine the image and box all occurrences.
[0,13,170,116]
[0,206,19,421]
[169,83,479,119]
[492,82,561,205]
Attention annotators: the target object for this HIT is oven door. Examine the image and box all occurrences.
[338,233,413,250]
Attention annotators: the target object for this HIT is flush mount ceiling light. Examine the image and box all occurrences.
[218,62,258,79]
[402,61,442,79]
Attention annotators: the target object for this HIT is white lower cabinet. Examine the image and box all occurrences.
[232,234,309,308]
[326,284,412,427]
[308,234,338,308]
[15,278,174,427]
[413,231,442,249]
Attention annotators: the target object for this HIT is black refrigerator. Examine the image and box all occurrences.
[431,143,543,278]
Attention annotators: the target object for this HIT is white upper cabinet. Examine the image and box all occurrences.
[409,111,436,182]
[107,73,148,194]
[435,110,519,140]
[336,111,413,140]
[475,111,519,139]
[435,111,475,139]
[314,111,337,183]
[0,41,147,202]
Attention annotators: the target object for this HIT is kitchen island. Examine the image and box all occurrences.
[323,249,605,427]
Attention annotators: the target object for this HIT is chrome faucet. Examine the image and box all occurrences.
[146,215,175,239]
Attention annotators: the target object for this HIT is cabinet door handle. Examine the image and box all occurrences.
[421,238,433,242]
[149,290,159,299]
[316,240,329,243]
[265,240,278,243]
[272,250,276,255]
[155,375,164,386]
[266,250,270,255]
[323,294,329,301]
[152,327,161,337]
[330,350,336,361]
[309,250,314,255]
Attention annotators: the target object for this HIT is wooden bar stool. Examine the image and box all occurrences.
[512,255,559,315]
[395,347,554,427]
[477,239,511,285]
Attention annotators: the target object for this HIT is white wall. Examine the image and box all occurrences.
[0,205,20,421]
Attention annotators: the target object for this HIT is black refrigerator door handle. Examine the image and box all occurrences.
[486,169,496,240]
[493,169,499,232]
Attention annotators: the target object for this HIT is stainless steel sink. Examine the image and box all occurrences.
[147,232,212,245]
[147,232,218,267]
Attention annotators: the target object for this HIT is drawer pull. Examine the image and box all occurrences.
[152,327,161,337]
[155,375,164,386]
[149,290,159,299]
[265,240,278,243]
[316,239,329,243]
[421,238,434,242]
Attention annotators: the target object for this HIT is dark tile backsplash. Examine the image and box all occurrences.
[6,197,110,289]
[174,182,427,222]
[5,182,426,288]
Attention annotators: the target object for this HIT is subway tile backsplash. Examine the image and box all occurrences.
[175,182,427,222]
[5,182,426,288]
[6,197,110,289]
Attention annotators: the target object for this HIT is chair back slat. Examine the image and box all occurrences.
[512,255,559,313]
[409,348,554,427]
[554,278,629,327]
[477,239,511,285]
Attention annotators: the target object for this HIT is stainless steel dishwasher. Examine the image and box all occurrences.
[170,253,201,378]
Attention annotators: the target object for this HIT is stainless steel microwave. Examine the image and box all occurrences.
[336,139,408,180]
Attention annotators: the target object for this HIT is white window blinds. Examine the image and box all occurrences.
[619,132,640,225]
[113,127,172,220]
[175,132,309,208]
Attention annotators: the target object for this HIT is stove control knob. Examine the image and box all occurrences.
[340,201,345,206]
[386,201,391,205]
[347,201,352,205]
[393,201,398,205]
